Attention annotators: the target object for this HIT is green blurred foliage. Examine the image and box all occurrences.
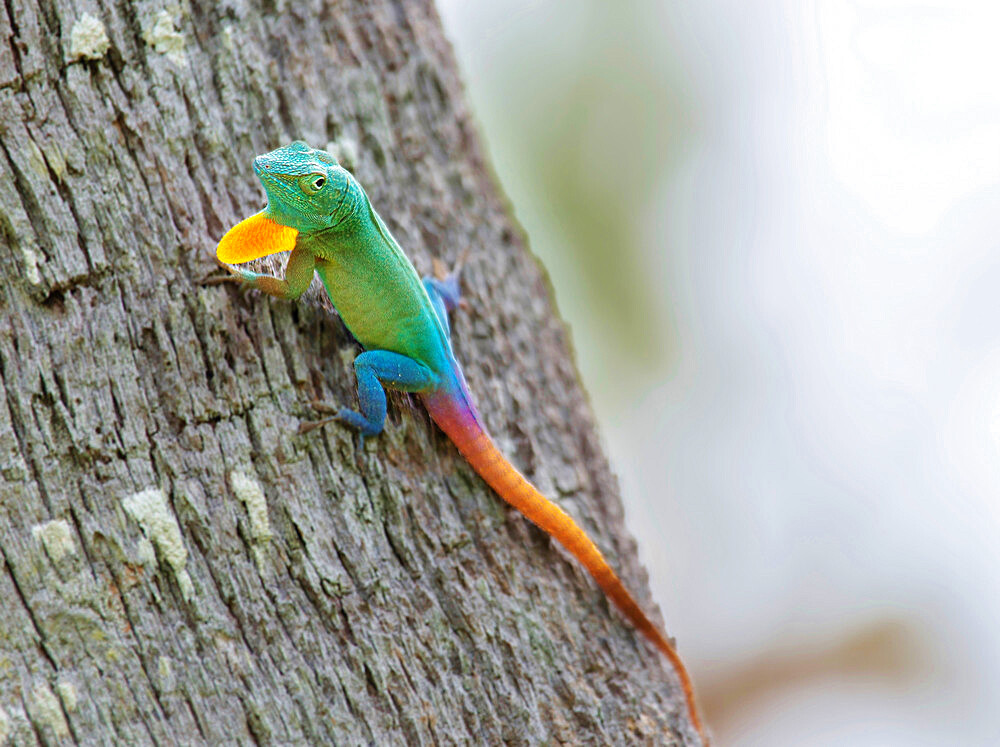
[452,1,692,402]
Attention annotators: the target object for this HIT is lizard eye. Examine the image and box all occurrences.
[299,174,326,195]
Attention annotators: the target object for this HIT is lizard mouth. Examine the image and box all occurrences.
[255,168,299,210]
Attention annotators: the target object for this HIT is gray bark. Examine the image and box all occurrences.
[0,0,698,744]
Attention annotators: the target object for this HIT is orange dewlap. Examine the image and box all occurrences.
[423,390,707,743]
[217,212,298,264]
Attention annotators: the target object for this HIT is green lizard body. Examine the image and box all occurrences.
[213,141,705,742]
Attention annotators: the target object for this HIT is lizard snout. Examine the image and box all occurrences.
[252,155,271,174]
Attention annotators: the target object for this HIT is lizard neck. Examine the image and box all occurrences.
[297,201,386,260]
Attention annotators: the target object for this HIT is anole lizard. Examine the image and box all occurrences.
[209,141,706,742]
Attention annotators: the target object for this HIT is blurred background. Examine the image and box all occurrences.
[436,1,1000,744]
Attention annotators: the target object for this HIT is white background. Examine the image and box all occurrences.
[438,2,1000,744]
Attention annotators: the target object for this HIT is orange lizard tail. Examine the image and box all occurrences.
[423,387,707,743]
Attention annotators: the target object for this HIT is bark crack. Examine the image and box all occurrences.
[0,542,58,672]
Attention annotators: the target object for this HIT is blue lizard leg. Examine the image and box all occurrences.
[422,279,452,338]
[422,257,464,336]
[332,351,437,438]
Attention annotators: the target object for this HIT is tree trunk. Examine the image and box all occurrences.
[0,0,698,743]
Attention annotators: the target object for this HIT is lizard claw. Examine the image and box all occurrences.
[296,409,373,454]
[198,273,241,286]
[432,248,470,282]
[297,401,354,435]
[427,250,470,315]
[198,257,243,286]
[297,416,338,435]
[308,400,340,415]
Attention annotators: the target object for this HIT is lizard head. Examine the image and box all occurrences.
[216,142,366,265]
[254,141,364,234]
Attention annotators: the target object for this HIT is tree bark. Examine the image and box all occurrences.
[0,0,698,744]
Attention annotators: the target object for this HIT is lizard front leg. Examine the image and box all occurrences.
[209,246,316,301]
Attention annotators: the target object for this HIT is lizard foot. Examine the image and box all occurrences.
[297,416,338,435]
[198,273,241,286]
[198,258,243,286]
[425,250,471,314]
[432,248,470,282]
[432,250,471,309]
[297,404,379,450]
[308,400,340,415]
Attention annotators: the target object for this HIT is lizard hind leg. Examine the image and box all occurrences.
[422,278,454,338]
[422,250,469,337]
[300,351,436,441]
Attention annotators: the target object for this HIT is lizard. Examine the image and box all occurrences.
[208,141,706,742]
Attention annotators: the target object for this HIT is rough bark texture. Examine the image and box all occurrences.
[0,0,698,744]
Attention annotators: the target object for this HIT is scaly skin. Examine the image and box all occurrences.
[213,142,707,743]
